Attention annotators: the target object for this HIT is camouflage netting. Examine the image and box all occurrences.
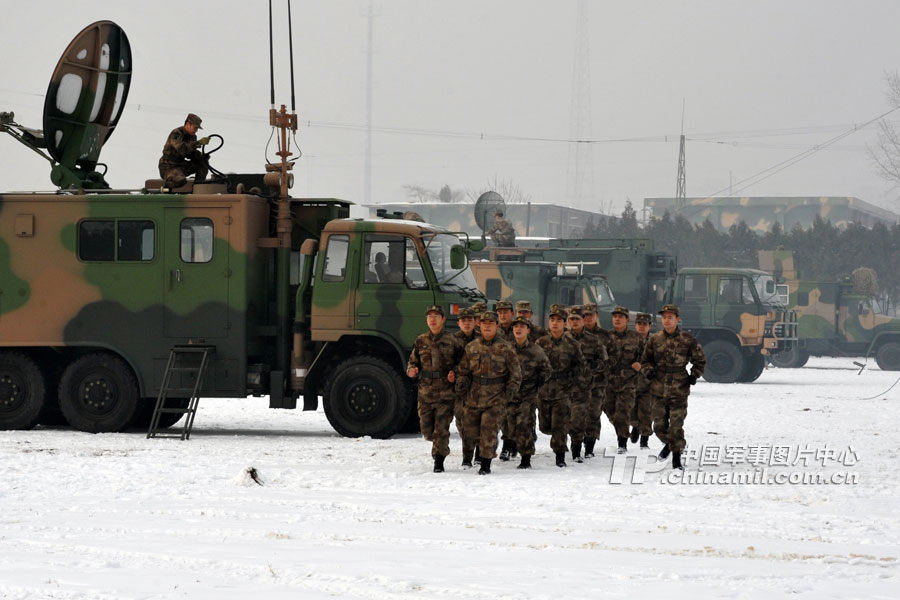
[851,267,879,296]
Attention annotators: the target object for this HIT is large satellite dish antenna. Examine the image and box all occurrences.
[474,191,506,241]
[43,21,132,189]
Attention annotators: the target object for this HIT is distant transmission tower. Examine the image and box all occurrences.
[566,0,594,209]
[675,101,686,208]
[362,0,378,206]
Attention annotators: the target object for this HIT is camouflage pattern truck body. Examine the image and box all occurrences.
[673,267,797,383]
[0,186,481,436]
[759,250,900,370]
[468,261,615,327]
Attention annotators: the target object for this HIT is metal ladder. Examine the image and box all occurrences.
[147,345,214,440]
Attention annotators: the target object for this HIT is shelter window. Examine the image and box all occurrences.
[79,220,115,261]
[322,235,349,282]
[78,220,154,262]
[118,220,155,261]
[485,278,502,300]
[180,218,213,263]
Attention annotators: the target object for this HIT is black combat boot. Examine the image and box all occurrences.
[572,441,583,463]
[672,451,684,471]
[555,451,567,468]
[617,436,628,455]
[499,440,512,461]
[630,426,640,444]
[508,440,518,459]
[517,454,532,469]
[433,455,445,473]
[478,458,492,475]
[639,435,650,449]
[461,452,474,469]
[474,446,483,465]
[658,444,671,460]
[583,438,596,458]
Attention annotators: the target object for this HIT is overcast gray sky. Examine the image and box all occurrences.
[3,0,900,217]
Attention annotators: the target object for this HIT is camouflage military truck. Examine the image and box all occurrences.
[672,267,797,383]
[468,261,615,327]
[759,250,900,370]
[0,21,483,436]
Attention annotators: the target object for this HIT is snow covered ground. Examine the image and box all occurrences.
[1,357,898,599]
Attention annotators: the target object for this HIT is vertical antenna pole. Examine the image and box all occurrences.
[288,0,296,112]
[269,0,276,108]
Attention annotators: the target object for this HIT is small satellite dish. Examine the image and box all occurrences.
[474,191,506,232]
[43,21,131,186]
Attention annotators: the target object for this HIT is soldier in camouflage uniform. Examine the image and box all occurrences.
[516,300,547,342]
[566,305,607,462]
[640,304,706,470]
[158,113,210,189]
[630,313,654,449]
[471,301,488,338]
[495,300,517,460]
[407,305,464,473]
[453,307,478,451]
[455,311,522,475]
[486,210,516,247]
[607,306,643,455]
[537,306,585,468]
[582,303,614,456]
[508,316,552,469]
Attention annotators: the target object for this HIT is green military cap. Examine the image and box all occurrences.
[458,307,476,318]
[515,300,532,312]
[426,304,444,316]
[567,305,585,318]
[471,301,487,316]
[658,303,680,317]
[186,113,203,128]
[611,306,630,318]
[480,310,499,323]
[495,300,514,311]
[582,303,598,314]
[549,306,568,320]
[495,209,504,217]
[635,312,652,324]
[512,316,533,329]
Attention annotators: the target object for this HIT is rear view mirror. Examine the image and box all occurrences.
[450,245,466,270]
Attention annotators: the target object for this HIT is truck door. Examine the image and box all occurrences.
[164,208,231,339]
[714,275,763,340]
[676,273,712,329]
[356,234,434,344]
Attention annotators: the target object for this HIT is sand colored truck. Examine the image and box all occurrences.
[0,21,483,436]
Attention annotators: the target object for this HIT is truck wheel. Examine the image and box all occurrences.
[737,353,765,383]
[323,356,411,439]
[875,342,900,371]
[701,340,744,383]
[0,351,46,430]
[58,353,140,433]
[769,347,809,368]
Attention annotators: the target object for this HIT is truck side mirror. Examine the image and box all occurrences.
[466,239,485,252]
[766,280,775,294]
[450,245,466,270]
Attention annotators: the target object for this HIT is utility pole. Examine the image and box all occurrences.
[567,0,594,210]
[362,0,377,206]
[675,100,686,209]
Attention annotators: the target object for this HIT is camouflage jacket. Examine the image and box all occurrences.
[536,332,584,399]
[608,328,643,390]
[498,324,515,342]
[455,336,522,408]
[634,334,652,395]
[159,126,201,169]
[570,329,608,393]
[585,324,615,364]
[487,218,516,246]
[407,329,464,402]
[528,323,548,343]
[512,339,552,402]
[640,328,706,397]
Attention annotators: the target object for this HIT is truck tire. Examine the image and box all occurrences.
[323,356,412,439]
[875,342,900,371]
[736,353,765,383]
[701,340,745,383]
[0,351,47,430]
[769,347,809,369]
[58,353,140,433]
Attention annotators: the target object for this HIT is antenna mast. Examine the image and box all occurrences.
[675,100,686,209]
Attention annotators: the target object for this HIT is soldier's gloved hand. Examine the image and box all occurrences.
[197,136,211,146]
[645,368,656,380]
[687,373,698,385]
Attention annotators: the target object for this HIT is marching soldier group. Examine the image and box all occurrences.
[407,300,705,475]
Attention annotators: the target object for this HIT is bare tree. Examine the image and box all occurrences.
[466,176,533,205]
[869,71,900,190]
[402,184,465,203]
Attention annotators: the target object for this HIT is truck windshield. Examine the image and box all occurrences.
[590,278,616,308]
[425,233,480,291]
[752,274,781,305]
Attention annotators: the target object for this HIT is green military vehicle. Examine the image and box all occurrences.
[0,21,483,437]
[759,250,900,370]
[469,261,615,326]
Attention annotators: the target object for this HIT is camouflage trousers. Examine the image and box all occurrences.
[585,386,607,441]
[652,394,689,453]
[159,159,208,189]
[568,397,592,446]
[454,397,469,449]
[630,387,653,436]
[462,403,505,461]
[418,398,454,458]
[607,386,636,440]
[538,395,571,453]
[504,397,537,456]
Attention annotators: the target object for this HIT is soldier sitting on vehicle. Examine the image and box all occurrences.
[158,113,210,189]
[486,210,516,247]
